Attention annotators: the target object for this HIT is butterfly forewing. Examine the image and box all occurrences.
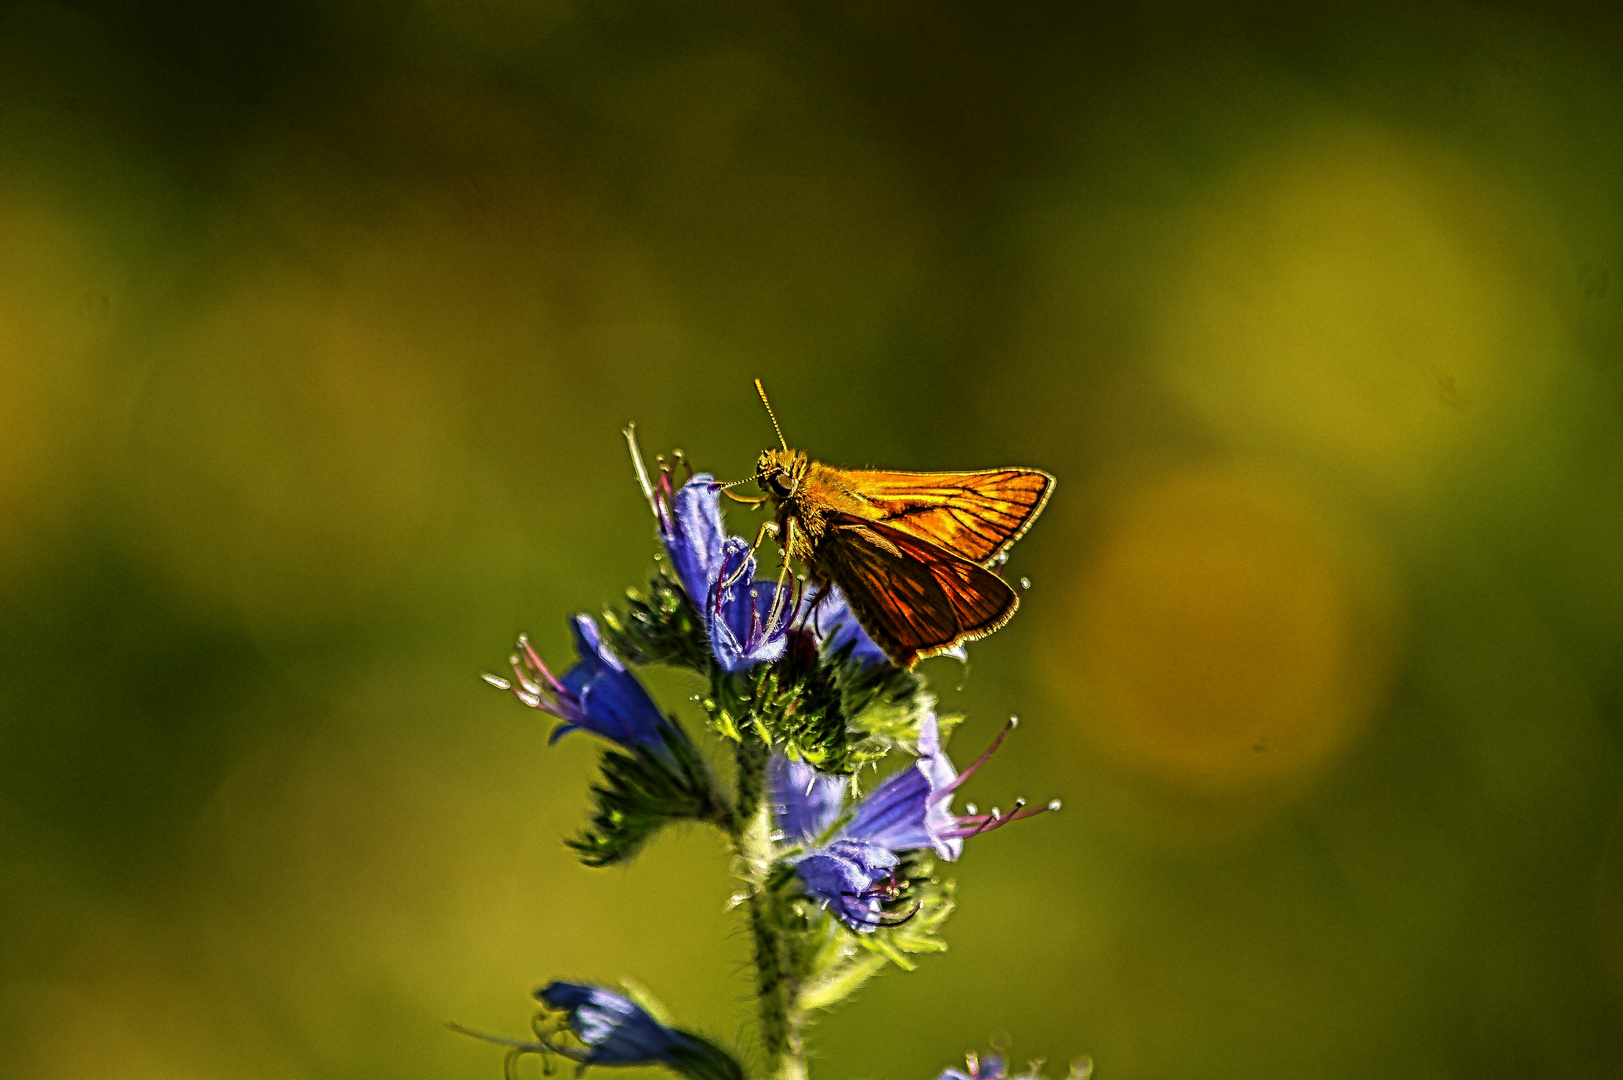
[820,519,1019,668]
[837,468,1054,567]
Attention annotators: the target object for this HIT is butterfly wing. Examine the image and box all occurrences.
[817,518,1019,668]
[837,468,1054,567]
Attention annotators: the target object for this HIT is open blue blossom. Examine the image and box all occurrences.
[654,471,788,673]
[709,534,790,672]
[850,713,1059,859]
[792,714,1059,931]
[453,982,742,1080]
[769,753,848,844]
[484,615,668,754]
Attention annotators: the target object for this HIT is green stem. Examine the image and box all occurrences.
[733,734,805,1080]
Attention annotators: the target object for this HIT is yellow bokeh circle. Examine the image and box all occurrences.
[1152,123,1564,500]
[1061,463,1393,795]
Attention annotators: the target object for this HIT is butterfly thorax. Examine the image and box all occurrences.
[757,449,872,563]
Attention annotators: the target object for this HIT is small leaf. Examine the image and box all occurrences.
[568,721,729,866]
[796,949,888,1011]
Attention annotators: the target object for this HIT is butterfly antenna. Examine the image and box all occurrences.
[712,473,765,491]
[755,378,788,450]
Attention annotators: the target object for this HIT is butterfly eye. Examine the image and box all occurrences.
[766,473,793,498]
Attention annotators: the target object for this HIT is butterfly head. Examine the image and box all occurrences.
[756,448,809,501]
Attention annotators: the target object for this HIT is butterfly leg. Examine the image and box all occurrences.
[719,519,780,590]
[797,582,830,633]
[762,518,805,635]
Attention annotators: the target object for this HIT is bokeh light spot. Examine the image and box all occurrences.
[1061,464,1393,796]
[0,188,116,563]
[1153,124,1565,499]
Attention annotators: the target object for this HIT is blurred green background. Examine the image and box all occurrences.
[3,1,1623,1078]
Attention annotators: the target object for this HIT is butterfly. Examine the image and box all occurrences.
[722,381,1054,668]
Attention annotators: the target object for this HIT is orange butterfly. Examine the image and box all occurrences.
[725,381,1054,668]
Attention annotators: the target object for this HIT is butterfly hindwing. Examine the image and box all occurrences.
[818,518,1018,668]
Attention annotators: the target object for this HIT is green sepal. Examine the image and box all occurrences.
[707,638,939,777]
[600,563,710,673]
[830,640,938,749]
[568,720,729,867]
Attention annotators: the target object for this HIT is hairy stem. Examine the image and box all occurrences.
[733,734,805,1080]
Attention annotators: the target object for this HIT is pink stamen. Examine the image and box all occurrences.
[945,798,1061,839]
[930,716,1019,806]
[836,875,919,928]
[516,635,569,698]
[654,472,676,532]
[484,636,581,717]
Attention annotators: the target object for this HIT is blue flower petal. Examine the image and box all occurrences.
[546,722,582,746]
[770,754,848,843]
[536,982,683,1065]
[549,616,667,753]
[708,537,789,672]
[845,766,935,852]
[792,839,899,932]
[844,714,962,860]
[658,478,789,673]
[568,615,610,680]
[665,475,728,606]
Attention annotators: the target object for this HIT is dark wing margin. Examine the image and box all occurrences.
[818,519,1019,668]
[840,468,1055,567]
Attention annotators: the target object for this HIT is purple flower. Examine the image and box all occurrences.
[533,983,744,1080]
[656,473,788,673]
[791,839,906,931]
[793,714,1059,931]
[708,535,790,672]
[535,982,687,1065]
[453,982,743,1080]
[656,472,728,614]
[842,712,967,861]
[484,615,668,754]
[769,753,848,843]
